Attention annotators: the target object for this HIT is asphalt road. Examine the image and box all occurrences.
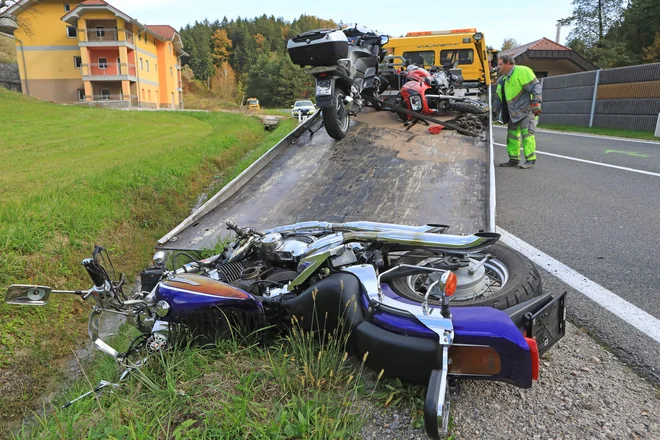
[493,125,660,384]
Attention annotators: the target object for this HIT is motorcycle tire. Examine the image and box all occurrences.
[394,96,409,122]
[387,244,542,310]
[322,87,350,140]
[447,101,489,115]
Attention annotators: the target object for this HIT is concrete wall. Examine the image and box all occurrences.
[539,62,660,131]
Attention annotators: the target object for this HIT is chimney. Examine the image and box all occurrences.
[555,22,561,43]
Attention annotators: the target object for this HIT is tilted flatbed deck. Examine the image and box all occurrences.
[158,109,494,251]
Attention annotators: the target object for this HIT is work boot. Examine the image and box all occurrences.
[519,160,536,169]
[499,159,520,167]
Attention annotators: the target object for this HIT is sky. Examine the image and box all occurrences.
[108,0,577,50]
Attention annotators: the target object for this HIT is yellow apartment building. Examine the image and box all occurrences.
[5,0,185,108]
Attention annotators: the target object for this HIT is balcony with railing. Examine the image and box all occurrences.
[79,28,134,47]
[81,63,137,80]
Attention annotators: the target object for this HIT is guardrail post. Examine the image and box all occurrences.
[589,69,601,128]
[655,113,660,138]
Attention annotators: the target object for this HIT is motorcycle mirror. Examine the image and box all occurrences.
[152,251,167,269]
[5,285,52,306]
[380,35,389,46]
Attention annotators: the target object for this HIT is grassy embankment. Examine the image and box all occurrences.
[494,120,658,141]
[538,124,659,141]
[0,89,424,438]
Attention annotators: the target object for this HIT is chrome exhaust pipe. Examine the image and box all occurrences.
[265,221,449,236]
[343,230,500,254]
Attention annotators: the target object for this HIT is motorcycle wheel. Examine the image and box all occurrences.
[394,95,409,122]
[322,87,350,140]
[447,100,489,115]
[387,244,542,310]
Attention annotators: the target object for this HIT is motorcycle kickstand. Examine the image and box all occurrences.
[61,380,121,409]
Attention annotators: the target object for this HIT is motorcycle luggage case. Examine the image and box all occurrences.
[287,28,348,67]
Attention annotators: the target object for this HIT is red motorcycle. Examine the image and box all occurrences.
[397,65,488,121]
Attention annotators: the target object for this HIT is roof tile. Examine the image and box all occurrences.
[146,25,177,40]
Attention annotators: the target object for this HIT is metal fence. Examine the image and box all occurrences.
[540,62,660,131]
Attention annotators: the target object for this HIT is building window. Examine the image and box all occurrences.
[169,43,172,54]
[101,89,111,100]
[146,60,149,72]
[73,56,82,68]
[155,63,158,72]
[140,58,143,70]
[96,26,105,38]
[66,26,77,38]
[77,89,85,100]
[64,4,70,12]
[148,90,151,101]
[98,57,107,69]
[141,89,145,101]
[170,66,173,77]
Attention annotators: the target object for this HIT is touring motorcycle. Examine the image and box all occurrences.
[6,220,566,439]
[287,24,390,140]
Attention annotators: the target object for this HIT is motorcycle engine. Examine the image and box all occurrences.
[207,233,313,296]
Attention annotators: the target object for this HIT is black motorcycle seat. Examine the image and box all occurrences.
[285,272,365,335]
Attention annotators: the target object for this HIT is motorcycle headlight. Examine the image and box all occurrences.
[410,95,422,111]
[155,300,171,317]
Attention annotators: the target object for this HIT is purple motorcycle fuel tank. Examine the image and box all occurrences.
[155,274,263,321]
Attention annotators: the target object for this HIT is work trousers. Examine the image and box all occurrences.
[507,113,538,162]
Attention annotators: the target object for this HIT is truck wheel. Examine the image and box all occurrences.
[447,100,489,115]
[322,87,350,140]
[387,244,542,310]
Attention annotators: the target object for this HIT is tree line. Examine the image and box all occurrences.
[179,15,337,107]
[561,0,660,68]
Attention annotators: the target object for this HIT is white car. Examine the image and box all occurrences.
[291,100,316,117]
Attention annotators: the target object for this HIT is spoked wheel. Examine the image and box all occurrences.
[322,86,350,140]
[387,244,542,310]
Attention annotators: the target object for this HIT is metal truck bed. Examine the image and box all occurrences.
[158,109,493,251]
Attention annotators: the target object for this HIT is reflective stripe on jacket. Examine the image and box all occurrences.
[494,65,542,123]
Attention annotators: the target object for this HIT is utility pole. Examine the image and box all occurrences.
[555,22,562,44]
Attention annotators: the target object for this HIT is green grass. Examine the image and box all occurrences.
[9,310,390,439]
[0,87,297,426]
[538,124,659,141]
[0,89,426,440]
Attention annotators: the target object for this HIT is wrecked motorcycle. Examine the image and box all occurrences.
[398,64,489,121]
[6,220,566,439]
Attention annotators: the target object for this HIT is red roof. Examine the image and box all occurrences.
[500,37,571,58]
[147,25,177,40]
[80,0,108,5]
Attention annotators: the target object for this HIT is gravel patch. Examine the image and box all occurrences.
[361,322,659,439]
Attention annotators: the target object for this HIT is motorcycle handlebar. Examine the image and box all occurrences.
[82,258,106,288]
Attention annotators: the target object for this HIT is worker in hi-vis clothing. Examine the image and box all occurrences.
[492,54,543,169]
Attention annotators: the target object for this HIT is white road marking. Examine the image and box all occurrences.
[492,124,660,145]
[494,142,660,178]
[497,227,660,344]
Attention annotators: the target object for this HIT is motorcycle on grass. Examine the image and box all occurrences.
[6,220,566,439]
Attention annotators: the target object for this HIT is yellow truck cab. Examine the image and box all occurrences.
[384,29,496,88]
[247,98,260,110]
